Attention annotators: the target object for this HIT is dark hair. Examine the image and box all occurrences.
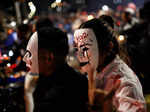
[140,1,150,22]
[124,22,150,93]
[37,26,69,58]
[123,11,132,24]
[124,22,150,75]
[79,18,119,70]
[99,15,114,28]
[17,24,32,40]
[36,17,53,31]
[79,18,118,55]
[18,24,30,32]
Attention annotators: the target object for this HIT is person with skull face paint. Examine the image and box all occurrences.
[74,18,146,112]
[23,18,88,112]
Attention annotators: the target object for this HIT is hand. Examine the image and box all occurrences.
[93,80,121,112]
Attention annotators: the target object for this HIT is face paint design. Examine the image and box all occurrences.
[23,32,39,74]
[74,29,99,74]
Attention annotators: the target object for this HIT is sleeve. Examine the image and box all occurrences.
[113,83,146,112]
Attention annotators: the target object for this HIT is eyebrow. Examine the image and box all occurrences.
[80,43,92,48]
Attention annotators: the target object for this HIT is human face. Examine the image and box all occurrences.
[38,49,54,76]
[74,29,99,74]
[23,32,39,74]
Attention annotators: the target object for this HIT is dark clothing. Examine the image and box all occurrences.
[10,41,28,72]
[33,63,88,112]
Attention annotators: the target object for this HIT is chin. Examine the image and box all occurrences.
[80,66,88,74]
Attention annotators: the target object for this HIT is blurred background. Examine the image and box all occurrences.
[0,0,150,111]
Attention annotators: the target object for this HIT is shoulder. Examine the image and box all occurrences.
[66,65,88,82]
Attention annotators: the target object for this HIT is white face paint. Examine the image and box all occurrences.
[23,32,39,74]
[74,29,99,74]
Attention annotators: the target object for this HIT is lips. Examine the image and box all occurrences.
[26,67,31,72]
[26,64,31,72]
[80,61,89,67]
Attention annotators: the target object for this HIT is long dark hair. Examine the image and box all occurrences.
[79,18,119,71]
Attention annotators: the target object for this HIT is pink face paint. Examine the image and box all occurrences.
[23,32,39,74]
[74,29,99,75]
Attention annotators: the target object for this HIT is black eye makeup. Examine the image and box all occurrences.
[74,48,78,52]
[82,47,89,52]
[78,46,89,58]
[24,50,32,58]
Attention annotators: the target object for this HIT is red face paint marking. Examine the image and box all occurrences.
[76,32,88,42]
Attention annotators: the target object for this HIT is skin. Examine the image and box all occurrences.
[38,49,55,76]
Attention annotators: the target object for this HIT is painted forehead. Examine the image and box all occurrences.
[74,28,97,46]
[27,32,38,54]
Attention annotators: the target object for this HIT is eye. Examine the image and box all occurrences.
[74,48,78,52]
[82,47,89,52]
[24,50,32,58]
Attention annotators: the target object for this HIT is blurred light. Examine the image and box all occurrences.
[125,8,135,15]
[118,35,125,42]
[28,2,33,6]
[23,19,28,24]
[51,2,57,8]
[56,7,62,12]
[87,15,94,20]
[8,29,13,35]
[10,75,14,78]
[3,54,7,57]
[7,63,11,67]
[28,2,36,18]
[128,2,136,11]
[102,5,109,11]
[9,50,14,57]
[70,56,74,61]
[56,0,61,3]
[10,21,16,27]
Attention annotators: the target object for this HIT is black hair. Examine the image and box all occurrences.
[140,1,150,22]
[79,18,119,55]
[124,22,150,75]
[124,22,150,93]
[79,18,119,71]
[123,11,132,24]
[36,17,53,31]
[17,24,30,32]
[99,15,114,29]
[17,24,31,40]
[36,16,68,57]
[37,26,69,58]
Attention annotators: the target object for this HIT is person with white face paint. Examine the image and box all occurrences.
[23,32,39,112]
[74,18,146,112]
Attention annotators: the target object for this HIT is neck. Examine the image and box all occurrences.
[97,54,116,73]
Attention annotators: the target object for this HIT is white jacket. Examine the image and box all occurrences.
[95,55,146,112]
